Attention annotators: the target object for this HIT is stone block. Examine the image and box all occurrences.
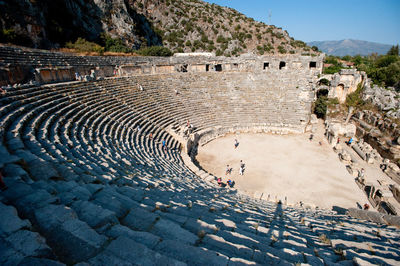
[5,230,53,258]
[93,189,134,218]
[151,219,198,245]
[0,202,31,237]
[201,234,253,260]
[121,207,160,231]
[2,163,30,180]
[183,218,218,235]
[105,224,161,249]
[46,219,107,264]
[1,181,33,203]
[116,186,145,201]
[94,236,185,265]
[35,204,77,232]
[15,189,58,218]
[13,150,38,163]
[154,239,229,265]
[72,200,118,228]
[0,240,24,265]
[27,159,59,181]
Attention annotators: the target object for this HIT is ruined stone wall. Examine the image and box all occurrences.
[319,69,365,103]
[0,45,323,85]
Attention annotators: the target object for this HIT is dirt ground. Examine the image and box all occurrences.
[196,122,369,209]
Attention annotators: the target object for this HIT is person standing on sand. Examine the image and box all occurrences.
[234,139,239,149]
[225,165,231,175]
[239,160,245,175]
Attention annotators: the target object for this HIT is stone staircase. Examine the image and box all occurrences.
[1,76,399,265]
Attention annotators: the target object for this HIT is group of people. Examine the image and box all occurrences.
[217,177,235,188]
[216,137,247,188]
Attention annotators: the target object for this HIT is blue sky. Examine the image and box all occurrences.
[204,0,400,45]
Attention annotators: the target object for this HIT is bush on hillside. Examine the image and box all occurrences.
[100,33,132,53]
[65,38,104,53]
[136,46,173,56]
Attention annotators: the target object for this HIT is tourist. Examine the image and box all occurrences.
[234,139,239,149]
[337,138,340,144]
[239,160,245,175]
[149,133,153,139]
[225,165,230,175]
[363,203,370,210]
[346,137,354,145]
[162,140,167,151]
[217,177,224,187]
[75,72,80,81]
[358,168,365,181]
[227,179,235,188]
[309,134,313,141]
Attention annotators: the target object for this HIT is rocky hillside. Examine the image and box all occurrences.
[0,0,317,56]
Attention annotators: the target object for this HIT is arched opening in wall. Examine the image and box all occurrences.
[263,62,269,69]
[215,64,222,72]
[309,62,317,68]
[177,64,188,72]
[318,78,331,86]
[279,61,286,70]
[206,64,210,72]
[336,84,345,102]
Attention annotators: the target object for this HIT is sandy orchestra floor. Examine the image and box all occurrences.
[196,129,368,209]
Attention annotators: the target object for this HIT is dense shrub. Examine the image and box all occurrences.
[136,46,173,56]
[314,96,328,119]
[345,83,364,108]
[66,38,104,53]
[100,34,131,53]
[0,28,33,46]
[278,45,287,54]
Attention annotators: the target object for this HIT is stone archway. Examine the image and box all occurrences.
[336,83,345,103]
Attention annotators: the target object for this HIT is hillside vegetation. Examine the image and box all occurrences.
[131,0,317,56]
[0,0,317,56]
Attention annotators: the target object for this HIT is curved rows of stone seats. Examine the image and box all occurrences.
[0,45,158,68]
[1,75,399,264]
[122,72,312,134]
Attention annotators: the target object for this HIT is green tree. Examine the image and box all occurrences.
[314,96,328,119]
[345,83,364,108]
[100,33,131,53]
[387,45,399,56]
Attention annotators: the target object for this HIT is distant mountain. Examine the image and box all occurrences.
[307,39,393,56]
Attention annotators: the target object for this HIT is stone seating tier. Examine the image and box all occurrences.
[0,74,399,265]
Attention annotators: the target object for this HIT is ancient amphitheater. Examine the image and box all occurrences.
[0,45,399,265]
